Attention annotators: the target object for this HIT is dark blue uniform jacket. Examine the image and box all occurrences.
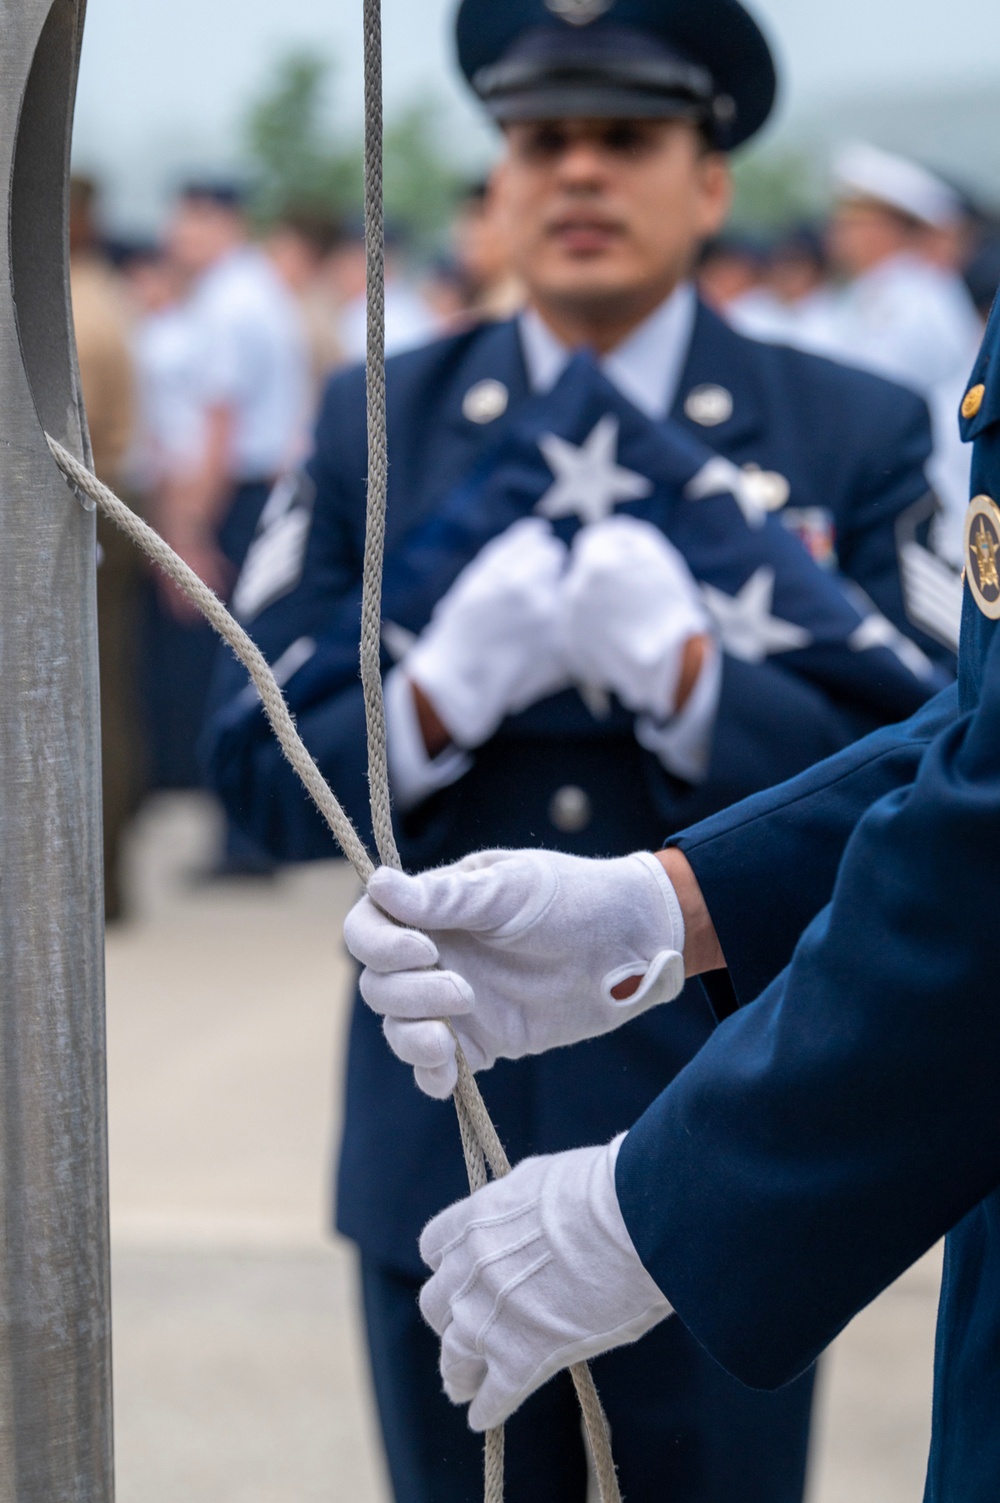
[617,301,1000,1501]
[204,301,951,1276]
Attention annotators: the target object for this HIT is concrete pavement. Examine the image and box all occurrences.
[106,793,941,1502]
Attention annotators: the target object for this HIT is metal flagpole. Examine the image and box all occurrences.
[0,0,114,1497]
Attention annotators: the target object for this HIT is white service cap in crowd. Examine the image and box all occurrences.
[833,141,964,230]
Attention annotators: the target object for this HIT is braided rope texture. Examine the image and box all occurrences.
[358,1,517,1492]
[49,378,621,1503]
[361,0,395,875]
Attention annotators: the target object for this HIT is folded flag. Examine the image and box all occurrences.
[206,353,943,788]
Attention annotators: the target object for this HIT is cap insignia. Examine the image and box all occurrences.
[544,0,613,25]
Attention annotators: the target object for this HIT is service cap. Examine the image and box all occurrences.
[178,180,247,211]
[455,0,777,149]
[833,142,965,231]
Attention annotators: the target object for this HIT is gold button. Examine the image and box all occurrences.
[962,384,986,420]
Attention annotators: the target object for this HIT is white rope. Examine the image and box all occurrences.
[357,0,508,1492]
[48,438,375,880]
[48,439,622,1503]
[356,5,619,1494]
[360,0,395,876]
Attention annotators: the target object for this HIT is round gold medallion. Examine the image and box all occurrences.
[964,495,1000,619]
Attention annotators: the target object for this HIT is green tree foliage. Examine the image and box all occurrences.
[244,53,361,223]
[383,102,467,245]
[243,51,465,246]
[729,148,822,232]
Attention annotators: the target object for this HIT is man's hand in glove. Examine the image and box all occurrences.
[343,848,685,1098]
[560,513,713,718]
[403,517,571,752]
[419,1137,673,1430]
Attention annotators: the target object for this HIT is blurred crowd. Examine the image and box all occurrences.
[71,139,1000,921]
[72,171,523,918]
[699,143,1000,566]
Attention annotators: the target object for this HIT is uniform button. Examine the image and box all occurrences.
[549,785,592,833]
[963,383,986,420]
[684,384,734,427]
[462,379,509,424]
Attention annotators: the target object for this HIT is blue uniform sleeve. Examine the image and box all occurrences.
[203,370,377,859]
[673,683,957,1011]
[615,649,999,1391]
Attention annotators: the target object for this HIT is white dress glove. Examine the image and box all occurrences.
[404,517,571,749]
[420,1136,673,1431]
[343,848,685,1099]
[560,514,711,719]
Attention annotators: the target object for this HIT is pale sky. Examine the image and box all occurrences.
[72,0,1000,229]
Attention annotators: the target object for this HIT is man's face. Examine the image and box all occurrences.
[166,200,245,276]
[455,188,514,293]
[827,200,914,280]
[495,118,731,319]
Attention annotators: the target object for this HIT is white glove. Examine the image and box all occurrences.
[560,515,711,719]
[404,517,571,749]
[420,1137,673,1431]
[344,848,685,1099]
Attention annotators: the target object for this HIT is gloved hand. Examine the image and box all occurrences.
[559,515,711,718]
[343,848,685,1098]
[420,1137,673,1431]
[404,517,571,749]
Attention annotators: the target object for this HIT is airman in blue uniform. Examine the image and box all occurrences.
[206,1,961,1498]
[342,286,1000,1503]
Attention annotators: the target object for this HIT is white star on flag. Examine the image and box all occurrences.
[849,612,934,680]
[684,457,769,529]
[701,567,813,662]
[535,415,653,526]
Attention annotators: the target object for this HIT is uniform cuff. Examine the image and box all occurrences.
[635,642,722,784]
[384,667,472,812]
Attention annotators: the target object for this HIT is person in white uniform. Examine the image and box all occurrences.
[727,227,838,350]
[126,248,206,502]
[147,186,310,832]
[161,182,310,605]
[812,143,983,563]
[330,223,440,364]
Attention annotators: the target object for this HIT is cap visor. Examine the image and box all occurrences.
[487,87,707,123]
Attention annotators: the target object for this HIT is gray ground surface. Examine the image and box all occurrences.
[107,793,941,1503]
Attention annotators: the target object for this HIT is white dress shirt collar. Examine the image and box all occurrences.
[518,283,698,421]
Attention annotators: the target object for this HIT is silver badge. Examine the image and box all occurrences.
[545,0,613,24]
[684,385,734,427]
[740,463,791,512]
[462,379,509,425]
